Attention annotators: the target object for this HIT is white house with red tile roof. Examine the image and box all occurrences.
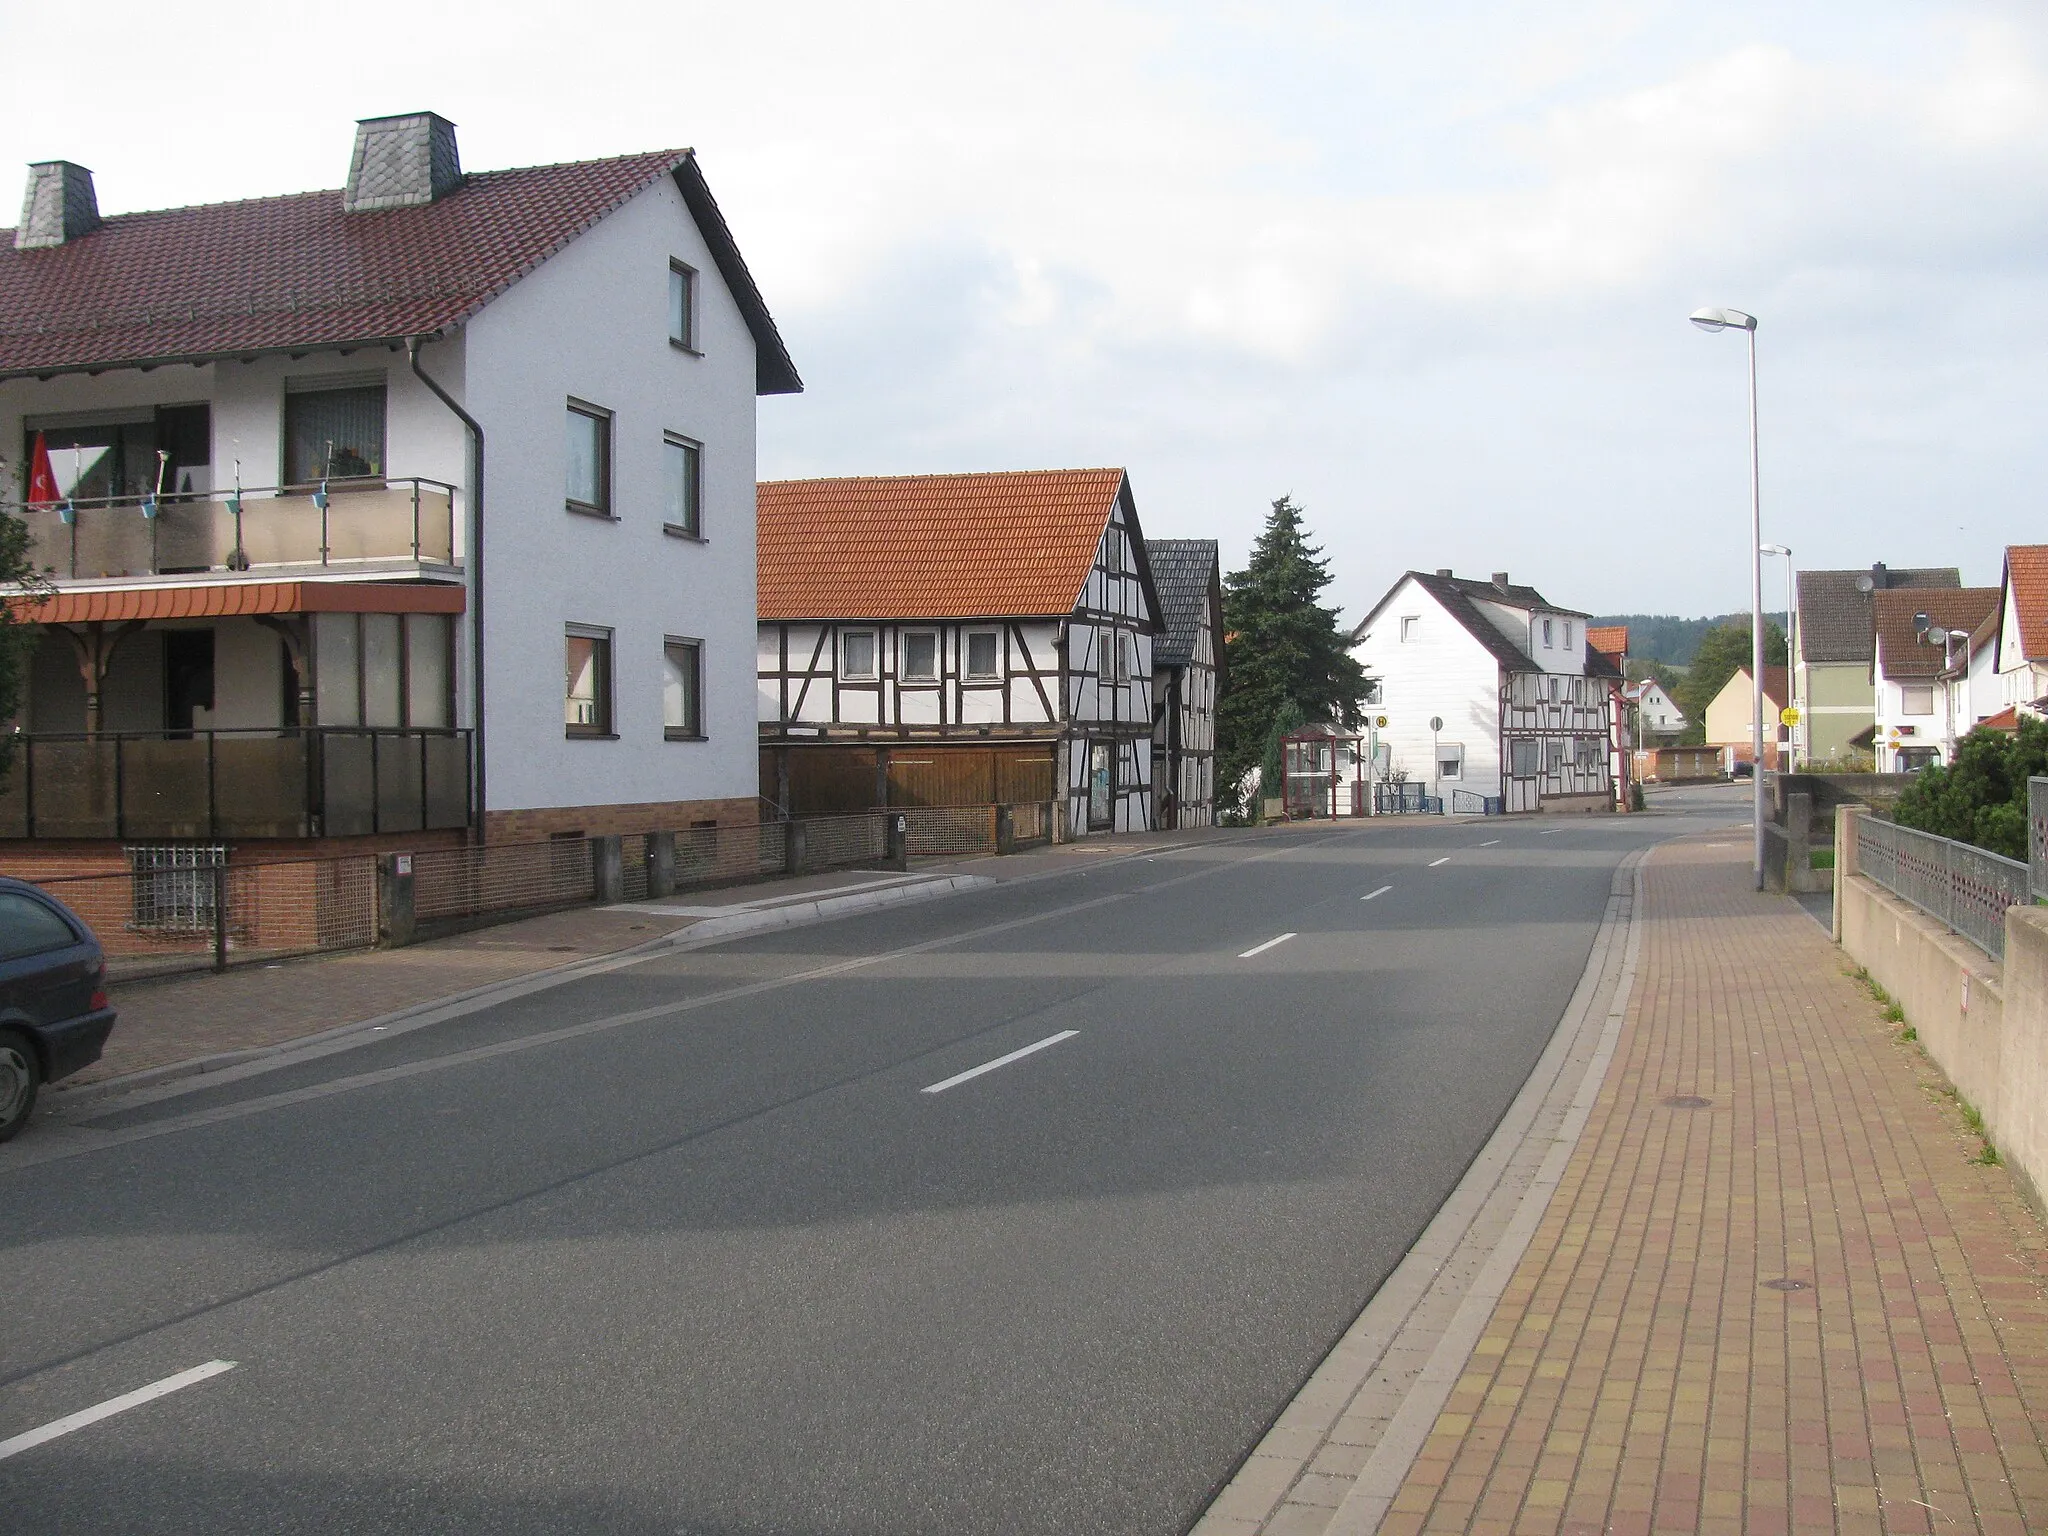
[1871,587,2001,770]
[755,469,1163,836]
[0,112,798,865]
[1994,544,2048,721]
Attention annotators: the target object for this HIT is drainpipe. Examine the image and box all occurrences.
[408,335,487,840]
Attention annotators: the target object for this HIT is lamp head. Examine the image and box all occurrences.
[1690,306,1759,332]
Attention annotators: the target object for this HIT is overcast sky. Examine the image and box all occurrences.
[5,2,2042,624]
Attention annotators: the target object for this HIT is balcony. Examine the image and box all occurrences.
[19,479,457,583]
[0,728,473,840]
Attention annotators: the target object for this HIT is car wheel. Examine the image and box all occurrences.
[0,1029,40,1143]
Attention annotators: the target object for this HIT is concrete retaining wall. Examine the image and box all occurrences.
[1837,814,2048,1213]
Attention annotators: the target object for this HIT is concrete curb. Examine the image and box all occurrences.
[51,872,995,1112]
[1193,845,1653,1535]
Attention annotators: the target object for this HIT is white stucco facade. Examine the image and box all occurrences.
[461,172,761,820]
[1350,581,1503,801]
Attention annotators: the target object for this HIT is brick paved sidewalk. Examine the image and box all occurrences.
[1379,835,2048,1535]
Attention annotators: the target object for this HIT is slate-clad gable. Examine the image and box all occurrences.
[1148,538,1218,669]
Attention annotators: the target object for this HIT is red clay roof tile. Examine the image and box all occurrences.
[1872,587,2000,678]
[758,469,1130,621]
[2007,545,2048,661]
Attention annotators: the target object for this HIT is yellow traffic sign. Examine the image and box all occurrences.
[1780,706,1800,727]
[1375,715,1388,729]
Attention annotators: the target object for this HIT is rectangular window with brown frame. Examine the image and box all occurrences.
[669,260,697,351]
[565,401,612,517]
[663,433,703,538]
[565,624,614,737]
[664,638,703,739]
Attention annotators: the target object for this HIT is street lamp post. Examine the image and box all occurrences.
[1761,542,1793,769]
[1691,306,1766,891]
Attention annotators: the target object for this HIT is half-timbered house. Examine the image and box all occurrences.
[1345,569,1615,813]
[756,469,1164,836]
[1148,539,1223,827]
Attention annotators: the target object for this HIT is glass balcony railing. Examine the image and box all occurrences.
[13,478,457,581]
[0,728,473,839]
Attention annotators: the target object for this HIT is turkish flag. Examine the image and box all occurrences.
[26,432,59,507]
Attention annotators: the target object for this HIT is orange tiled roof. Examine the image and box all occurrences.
[1586,624,1627,658]
[1977,705,2019,732]
[9,580,464,624]
[2008,545,2048,661]
[758,468,1129,620]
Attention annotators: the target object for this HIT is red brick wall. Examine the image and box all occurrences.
[482,796,759,843]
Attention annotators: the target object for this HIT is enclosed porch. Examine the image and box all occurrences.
[4,579,470,839]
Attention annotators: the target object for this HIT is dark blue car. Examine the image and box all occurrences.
[0,876,117,1142]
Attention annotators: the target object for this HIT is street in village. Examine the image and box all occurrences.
[0,794,1735,1532]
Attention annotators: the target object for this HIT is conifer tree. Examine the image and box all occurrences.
[1218,495,1369,813]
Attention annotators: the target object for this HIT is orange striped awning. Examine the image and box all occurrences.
[8,580,465,624]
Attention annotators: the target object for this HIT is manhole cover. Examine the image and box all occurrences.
[1762,1278,1811,1292]
[1662,1095,1713,1109]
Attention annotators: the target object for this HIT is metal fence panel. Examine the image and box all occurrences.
[1855,812,2030,959]
[413,839,593,922]
[2031,776,2047,902]
[900,805,997,856]
[797,813,888,871]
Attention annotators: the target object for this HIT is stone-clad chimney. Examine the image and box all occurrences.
[15,161,100,250]
[1491,571,1511,593]
[343,113,462,212]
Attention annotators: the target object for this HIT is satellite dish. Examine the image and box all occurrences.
[1855,575,1875,594]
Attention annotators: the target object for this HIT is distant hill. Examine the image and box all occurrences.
[1592,612,1788,668]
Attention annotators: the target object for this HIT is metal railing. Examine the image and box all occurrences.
[1854,812,2031,959]
[1450,789,1504,815]
[1375,783,1443,815]
[2031,776,2047,903]
[13,477,457,580]
[0,727,473,840]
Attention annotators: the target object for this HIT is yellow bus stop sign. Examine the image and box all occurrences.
[1780,707,1801,727]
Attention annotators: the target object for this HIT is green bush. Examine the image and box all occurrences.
[1892,716,2048,862]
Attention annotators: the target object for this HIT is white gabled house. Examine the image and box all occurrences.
[755,469,1163,836]
[1870,586,2000,771]
[1994,545,2048,720]
[0,111,799,871]
[1623,679,1685,737]
[1346,569,1615,813]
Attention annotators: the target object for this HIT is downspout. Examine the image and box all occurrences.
[408,335,487,840]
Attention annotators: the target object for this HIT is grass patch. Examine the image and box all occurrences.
[1810,848,1835,870]
[1978,1144,2002,1167]
[1901,1025,1917,1041]
[1961,1102,1987,1136]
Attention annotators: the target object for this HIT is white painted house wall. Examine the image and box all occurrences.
[1348,578,1503,801]
[463,172,759,817]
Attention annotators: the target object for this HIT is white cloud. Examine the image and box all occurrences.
[3,1,2045,612]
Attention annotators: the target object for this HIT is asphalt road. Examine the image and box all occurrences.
[0,788,1748,1534]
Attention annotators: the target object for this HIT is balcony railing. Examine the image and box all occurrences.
[12,479,457,581]
[0,728,473,840]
